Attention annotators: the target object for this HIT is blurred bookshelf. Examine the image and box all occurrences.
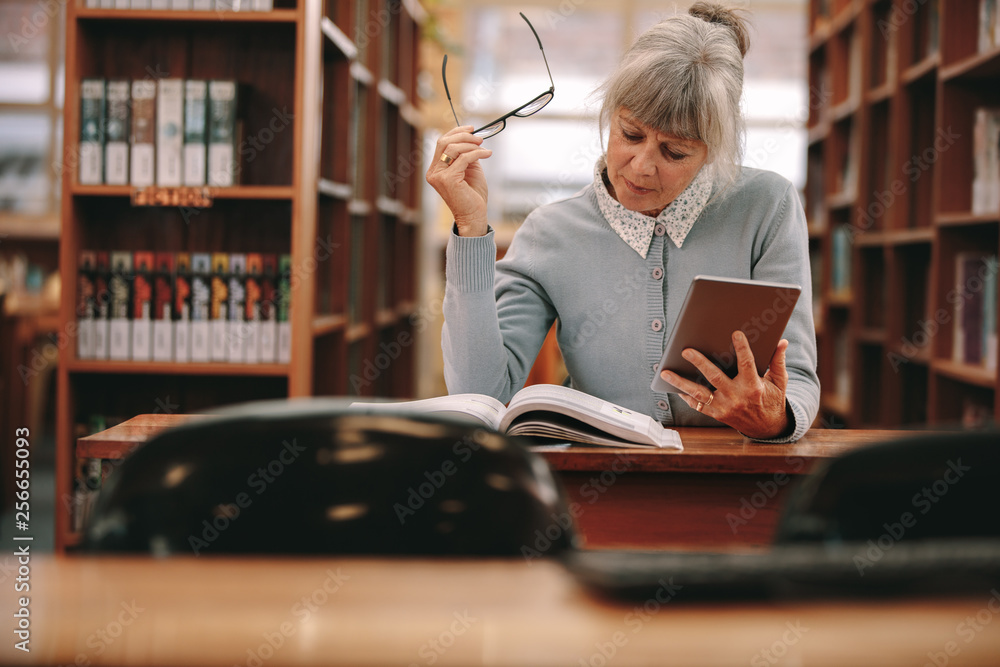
[807,0,999,429]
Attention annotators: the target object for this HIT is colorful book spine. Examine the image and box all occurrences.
[153,252,174,362]
[245,253,263,363]
[259,254,278,363]
[156,78,184,187]
[130,80,157,187]
[984,256,998,372]
[227,253,247,362]
[190,253,211,362]
[277,254,291,364]
[131,251,154,361]
[108,252,133,361]
[79,79,105,185]
[207,80,238,187]
[77,251,97,360]
[972,108,1000,216]
[183,80,208,186]
[174,252,192,362]
[104,80,130,186]
[210,253,230,361]
[93,252,111,360]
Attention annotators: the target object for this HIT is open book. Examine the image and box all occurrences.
[350,384,683,450]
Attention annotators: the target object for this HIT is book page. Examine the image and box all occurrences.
[349,394,505,431]
[502,385,682,450]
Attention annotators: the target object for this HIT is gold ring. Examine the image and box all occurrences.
[696,401,704,412]
[440,153,454,165]
[704,392,714,407]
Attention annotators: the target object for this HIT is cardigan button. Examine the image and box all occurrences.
[651,319,663,332]
[654,224,666,237]
[652,267,663,280]
[657,399,669,410]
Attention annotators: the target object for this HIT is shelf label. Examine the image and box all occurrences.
[131,187,213,208]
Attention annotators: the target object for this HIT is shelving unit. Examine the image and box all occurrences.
[808,0,999,429]
[55,0,424,551]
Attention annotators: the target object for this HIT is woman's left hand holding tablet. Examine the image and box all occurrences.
[660,331,792,440]
[426,126,493,238]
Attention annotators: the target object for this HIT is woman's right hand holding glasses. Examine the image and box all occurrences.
[426,126,493,238]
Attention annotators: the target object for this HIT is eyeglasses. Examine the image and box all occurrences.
[442,12,555,139]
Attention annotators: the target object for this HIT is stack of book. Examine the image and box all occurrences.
[76,250,291,364]
[79,78,241,188]
[972,107,1000,216]
[952,253,999,373]
[83,1,274,10]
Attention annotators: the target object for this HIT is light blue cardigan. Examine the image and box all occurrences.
[442,166,820,443]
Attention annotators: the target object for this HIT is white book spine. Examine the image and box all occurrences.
[104,81,130,185]
[156,79,184,187]
[109,319,131,360]
[174,316,190,362]
[114,0,130,8]
[129,80,157,187]
[93,319,110,360]
[153,301,173,362]
[259,320,277,362]
[131,307,152,360]
[192,0,214,9]
[78,79,104,185]
[211,303,228,361]
[254,0,273,9]
[131,0,151,8]
[190,321,210,362]
[172,0,193,7]
[183,80,208,186]
[277,322,291,364]
[151,0,171,9]
[77,320,94,360]
[207,80,237,187]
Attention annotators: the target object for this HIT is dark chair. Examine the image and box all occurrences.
[82,399,578,557]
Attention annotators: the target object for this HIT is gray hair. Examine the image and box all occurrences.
[598,3,750,189]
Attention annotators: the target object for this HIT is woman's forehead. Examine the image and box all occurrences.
[617,109,703,147]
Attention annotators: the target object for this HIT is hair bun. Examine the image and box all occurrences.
[688,2,750,57]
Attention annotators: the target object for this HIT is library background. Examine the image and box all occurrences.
[0,0,997,551]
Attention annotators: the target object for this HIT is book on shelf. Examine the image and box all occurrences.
[952,253,999,371]
[207,80,239,187]
[94,252,111,360]
[227,253,247,362]
[131,0,151,8]
[174,252,192,362]
[972,108,1000,216]
[79,79,105,185]
[130,80,157,188]
[108,252,133,361]
[77,251,97,360]
[259,254,278,363]
[183,80,208,187]
[156,78,184,187]
[192,0,214,9]
[245,253,263,364]
[926,0,940,56]
[831,224,853,295]
[981,0,999,53]
[104,80,130,185]
[190,253,212,362]
[131,252,154,361]
[172,0,193,9]
[276,254,292,364]
[351,384,684,450]
[210,253,230,362]
[153,252,175,362]
[151,0,171,8]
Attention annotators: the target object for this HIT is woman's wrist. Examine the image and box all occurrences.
[455,215,489,238]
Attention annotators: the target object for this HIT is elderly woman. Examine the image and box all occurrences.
[426,3,819,442]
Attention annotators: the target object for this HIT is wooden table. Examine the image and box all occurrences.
[3,556,999,667]
[77,415,915,551]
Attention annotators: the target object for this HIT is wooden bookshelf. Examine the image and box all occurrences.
[55,0,424,551]
[808,0,1000,430]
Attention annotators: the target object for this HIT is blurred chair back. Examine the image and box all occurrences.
[82,400,578,557]
[774,430,1000,544]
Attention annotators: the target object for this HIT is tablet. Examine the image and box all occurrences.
[650,275,801,394]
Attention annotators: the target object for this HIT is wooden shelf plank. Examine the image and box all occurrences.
[312,313,347,336]
[931,359,998,389]
[76,8,299,22]
[66,360,290,377]
[901,55,938,85]
[936,213,1000,229]
[70,184,295,200]
[0,214,60,240]
[345,323,371,343]
[940,47,1000,82]
[884,227,934,244]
